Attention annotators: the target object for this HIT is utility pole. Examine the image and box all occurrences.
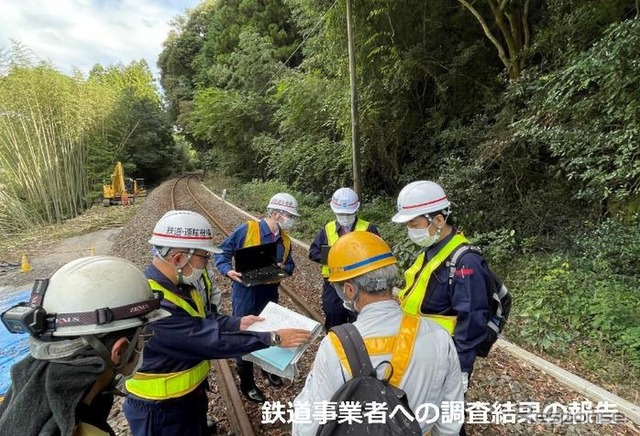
[346,0,361,198]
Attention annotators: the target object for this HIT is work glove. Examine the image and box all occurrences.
[461,372,469,393]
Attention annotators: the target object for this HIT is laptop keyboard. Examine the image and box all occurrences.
[242,265,287,283]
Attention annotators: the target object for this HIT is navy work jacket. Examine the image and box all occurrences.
[308,218,380,265]
[138,264,271,374]
[419,229,491,373]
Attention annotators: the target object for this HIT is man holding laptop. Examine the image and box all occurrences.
[215,193,299,403]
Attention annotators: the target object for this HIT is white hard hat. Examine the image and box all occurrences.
[267,193,299,216]
[391,181,451,223]
[42,256,170,336]
[330,187,360,214]
[148,210,222,253]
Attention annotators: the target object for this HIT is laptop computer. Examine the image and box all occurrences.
[234,242,289,287]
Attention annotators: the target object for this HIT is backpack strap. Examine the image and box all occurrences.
[446,244,483,285]
[330,324,375,378]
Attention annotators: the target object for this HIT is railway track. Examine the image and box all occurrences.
[170,175,325,435]
[170,175,256,436]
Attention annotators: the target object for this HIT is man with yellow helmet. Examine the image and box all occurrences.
[293,232,463,435]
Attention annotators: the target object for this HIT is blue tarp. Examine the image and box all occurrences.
[0,289,31,396]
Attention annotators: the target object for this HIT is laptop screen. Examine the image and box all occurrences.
[234,242,279,273]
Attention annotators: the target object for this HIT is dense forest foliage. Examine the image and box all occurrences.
[160,0,639,240]
[160,0,640,389]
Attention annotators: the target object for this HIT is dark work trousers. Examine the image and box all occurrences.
[124,385,208,436]
[231,283,279,384]
[321,280,357,330]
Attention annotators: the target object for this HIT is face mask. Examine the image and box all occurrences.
[407,225,441,247]
[178,260,205,286]
[278,216,296,230]
[336,214,356,228]
[114,343,144,391]
[334,283,360,313]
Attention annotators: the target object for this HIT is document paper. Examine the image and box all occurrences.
[243,302,322,380]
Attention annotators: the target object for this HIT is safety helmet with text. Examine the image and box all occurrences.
[328,232,396,282]
[391,181,451,223]
[267,193,299,217]
[330,187,360,214]
[41,256,170,337]
[148,210,222,253]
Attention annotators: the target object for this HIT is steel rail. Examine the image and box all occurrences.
[171,174,256,436]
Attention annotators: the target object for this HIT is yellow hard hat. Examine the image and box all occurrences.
[328,232,396,282]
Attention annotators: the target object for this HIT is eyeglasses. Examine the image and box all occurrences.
[279,211,296,219]
[178,251,211,262]
[191,252,211,261]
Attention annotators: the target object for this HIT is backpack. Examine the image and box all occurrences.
[446,244,512,357]
[315,323,423,436]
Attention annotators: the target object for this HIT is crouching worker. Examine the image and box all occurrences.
[124,210,310,436]
[293,232,463,435]
[0,256,170,436]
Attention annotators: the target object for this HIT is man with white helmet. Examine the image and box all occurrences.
[308,187,380,329]
[293,232,463,435]
[392,181,491,403]
[151,211,223,313]
[124,210,310,434]
[0,256,169,435]
[215,193,298,402]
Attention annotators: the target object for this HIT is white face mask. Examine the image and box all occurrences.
[336,214,356,228]
[178,260,205,286]
[407,225,441,247]
[278,215,296,230]
[334,282,359,313]
[115,343,144,390]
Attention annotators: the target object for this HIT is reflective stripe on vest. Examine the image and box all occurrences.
[125,360,211,400]
[148,279,205,318]
[321,218,370,277]
[398,234,469,334]
[202,267,213,303]
[126,280,210,400]
[328,314,420,387]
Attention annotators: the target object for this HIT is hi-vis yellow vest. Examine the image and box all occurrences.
[202,267,213,301]
[125,280,211,400]
[329,314,420,387]
[398,234,469,335]
[244,220,291,284]
[321,218,370,277]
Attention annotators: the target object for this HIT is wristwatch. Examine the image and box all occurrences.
[270,331,281,346]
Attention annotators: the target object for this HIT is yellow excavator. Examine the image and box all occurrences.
[102,162,147,206]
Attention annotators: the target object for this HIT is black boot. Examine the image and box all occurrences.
[237,361,266,403]
[261,369,283,387]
